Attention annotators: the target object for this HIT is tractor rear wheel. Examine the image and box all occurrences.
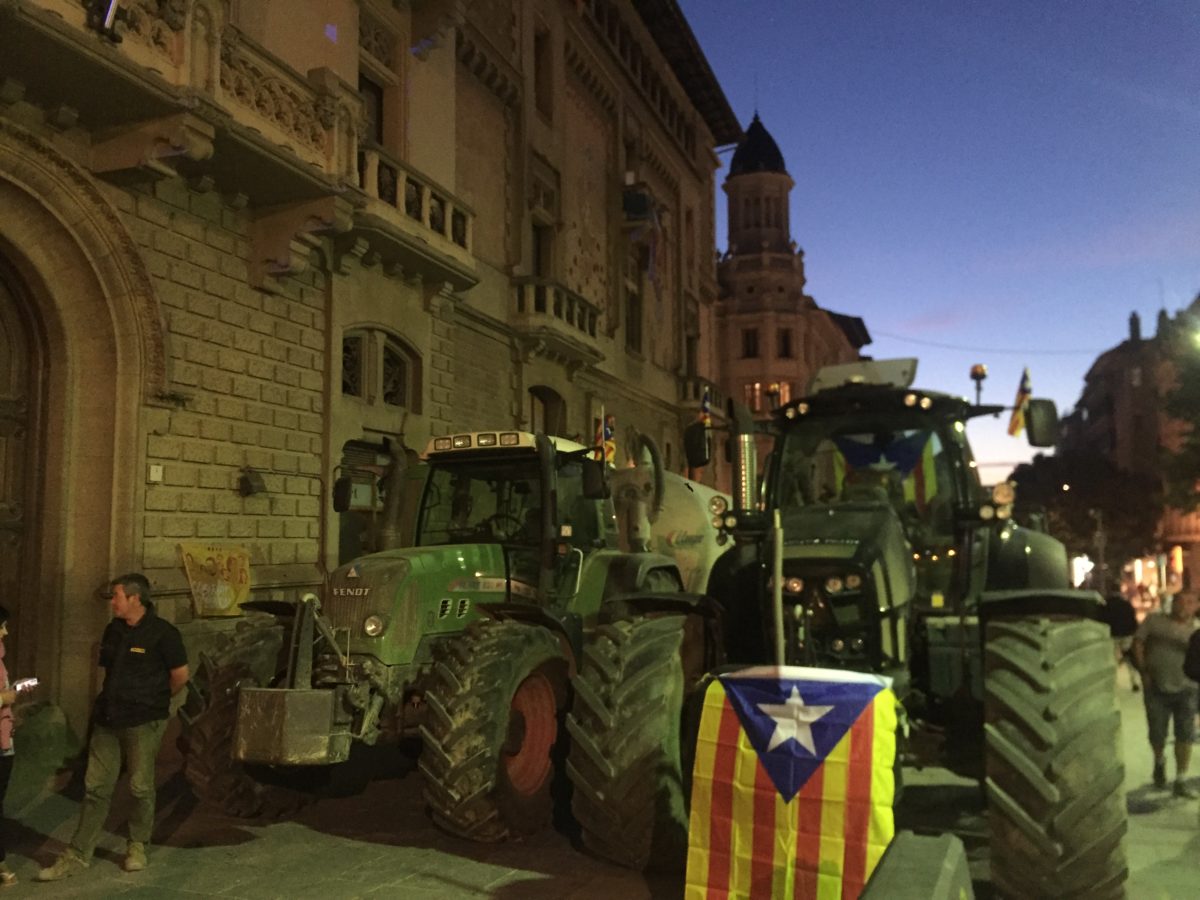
[419,619,568,841]
[984,616,1128,899]
[566,615,691,871]
[177,620,311,818]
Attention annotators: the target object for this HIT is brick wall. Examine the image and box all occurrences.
[112,177,326,599]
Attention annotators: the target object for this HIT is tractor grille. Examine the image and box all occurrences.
[324,558,409,631]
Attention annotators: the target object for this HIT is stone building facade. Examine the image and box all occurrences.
[0,0,738,734]
[715,114,869,462]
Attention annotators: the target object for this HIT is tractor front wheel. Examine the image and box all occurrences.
[419,619,568,841]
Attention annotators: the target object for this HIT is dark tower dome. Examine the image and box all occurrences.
[728,114,787,176]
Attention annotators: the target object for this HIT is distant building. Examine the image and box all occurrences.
[715,114,869,427]
[1060,301,1200,587]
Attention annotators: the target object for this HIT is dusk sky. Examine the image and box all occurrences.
[681,0,1200,478]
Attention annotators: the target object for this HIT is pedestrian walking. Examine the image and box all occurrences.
[1133,589,1200,798]
[0,604,36,888]
[36,574,188,882]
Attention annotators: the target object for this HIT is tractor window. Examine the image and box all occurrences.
[778,428,956,537]
[555,459,611,551]
[416,459,542,546]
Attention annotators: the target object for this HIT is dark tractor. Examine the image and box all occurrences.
[677,358,1127,899]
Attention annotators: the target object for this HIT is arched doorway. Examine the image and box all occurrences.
[0,119,165,731]
[0,264,42,677]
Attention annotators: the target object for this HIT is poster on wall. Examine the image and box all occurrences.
[178,543,251,617]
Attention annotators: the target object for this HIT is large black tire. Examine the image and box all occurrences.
[566,615,690,871]
[419,619,569,841]
[984,616,1128,899]
[177,620,310,818]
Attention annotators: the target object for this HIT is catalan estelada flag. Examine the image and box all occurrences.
[901,435,937,514]
[593,410,616,463]
[685,667,897,900]
[1007,368,1032,437]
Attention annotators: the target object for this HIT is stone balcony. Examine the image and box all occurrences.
[0,1,479,293]
[348,144,476,291]
[0,1,359,196]
[511,278,604,375]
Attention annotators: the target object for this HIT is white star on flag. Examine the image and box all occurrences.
[867,454,897,472]
[757,686,835,754]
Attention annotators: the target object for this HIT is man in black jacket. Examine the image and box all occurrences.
[37,573,188,881]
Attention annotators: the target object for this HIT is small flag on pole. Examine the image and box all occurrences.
[593,407,605,462]
[1007,368,1032,436]
[700,385,713,428]
[603,414,616,464]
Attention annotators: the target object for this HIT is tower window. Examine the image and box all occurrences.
[741,328,759,359]
[744,382,763,412]
[777,328,793,359]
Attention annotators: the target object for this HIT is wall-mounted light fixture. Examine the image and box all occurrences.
[238,467,267,497]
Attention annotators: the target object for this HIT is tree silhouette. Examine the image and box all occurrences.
[1011,449,1160,578]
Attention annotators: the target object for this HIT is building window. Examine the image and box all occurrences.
[777,328,793,359]
[359,74,385,144]
[626,288,642,354]
[382,339,410,407]
[741,328,759,359]
[532,222,554,277]
[342,333,364,397]
[533,26,553,120]
[342,328,421,412]
[770,382,791,405]
[744,382,763,412]
[529,385,567,436]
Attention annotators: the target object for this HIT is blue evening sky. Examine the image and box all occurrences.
[681,0,1200,478]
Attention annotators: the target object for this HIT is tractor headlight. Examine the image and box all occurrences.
[363,615,386,637]
[825,576,844,594]
[708,495,728,516]
[845,573,863,590]
[980,505,996,520]
[992,481,1016,505]
[723,514,738,529]
[784,577,804,594]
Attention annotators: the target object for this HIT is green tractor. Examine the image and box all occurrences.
[572,359,1126,898]
[179,429,728,842]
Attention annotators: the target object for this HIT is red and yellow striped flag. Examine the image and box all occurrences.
[685,667,897,900]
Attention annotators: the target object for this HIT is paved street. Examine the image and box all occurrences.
[4,666,1197,899]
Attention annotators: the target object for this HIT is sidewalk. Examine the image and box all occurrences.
[1118,665,1200,899]
[2,720,664,899]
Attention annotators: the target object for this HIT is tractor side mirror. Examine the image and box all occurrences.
[683,420,711,468]
[332,475,353,512]
[1025,398,1059,448]
[581,458,609,499]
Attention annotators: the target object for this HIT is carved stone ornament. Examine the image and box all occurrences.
[219,28,327,152]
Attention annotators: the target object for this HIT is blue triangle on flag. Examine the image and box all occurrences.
[718,674,882,802]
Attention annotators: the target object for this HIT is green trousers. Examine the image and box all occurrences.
[69,718,168,860]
